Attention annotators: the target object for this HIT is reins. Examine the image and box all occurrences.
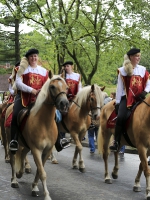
[141,98,150,107]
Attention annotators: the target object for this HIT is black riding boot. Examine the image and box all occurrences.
[9,125,19,153]
[55,133,71,152]
[109,125,122,152]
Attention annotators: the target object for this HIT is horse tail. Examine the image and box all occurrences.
[97,126,104,154]
[97,126,114,155]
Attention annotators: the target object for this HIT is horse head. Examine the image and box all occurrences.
[89,84,104,120]
[48,70,69,113]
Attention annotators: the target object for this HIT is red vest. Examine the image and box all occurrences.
[121,71,149,107]
[66,79,79,100]
[21,72,48,107]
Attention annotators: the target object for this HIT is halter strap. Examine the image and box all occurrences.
[45,91,67,106]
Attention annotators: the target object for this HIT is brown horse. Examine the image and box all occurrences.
[10,71,69,200]
[97,96,150,200]
[58,84,104,172]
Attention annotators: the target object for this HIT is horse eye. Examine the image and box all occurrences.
[90,97,94,101]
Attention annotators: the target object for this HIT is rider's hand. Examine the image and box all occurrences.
[115,103,120,115]
[138,91,147,100]
[31,89,38,95]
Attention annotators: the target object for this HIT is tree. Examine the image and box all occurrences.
[1,0,150,85]
[0,0,21,63]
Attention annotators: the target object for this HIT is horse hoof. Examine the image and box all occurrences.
[147,195,150,200]
[52,160,58,164]
[72,166,78,169]
[32,191,39,197]
[25,168,31,173]
[79,168,86,173]
[11,182,19,188]
[133,186,141,192]
[5,159,10,163]
[111,173,118,179]
[105,179,112,184]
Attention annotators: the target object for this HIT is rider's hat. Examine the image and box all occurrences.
[25,48,39,57]
[62,61,73,66]
[127,48,140,56]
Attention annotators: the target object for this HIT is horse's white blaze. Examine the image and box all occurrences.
[58,81,63,88]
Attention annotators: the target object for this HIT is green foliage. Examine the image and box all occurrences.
[0,67,12,74]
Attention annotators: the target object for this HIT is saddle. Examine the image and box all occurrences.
[5,103,34,130]
[107,101,142,147]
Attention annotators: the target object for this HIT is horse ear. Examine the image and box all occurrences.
[60,67,65,79]
[100,86,105,91]
[48,70,53,79]
[91,84,95,92]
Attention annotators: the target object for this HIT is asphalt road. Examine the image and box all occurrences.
[0,143,147,200]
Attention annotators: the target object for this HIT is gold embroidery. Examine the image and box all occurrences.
[29,75,41,85]
[131,76,142,87]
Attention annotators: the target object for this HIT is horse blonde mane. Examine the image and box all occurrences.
[74,84,104,108]
[32,75,65,116]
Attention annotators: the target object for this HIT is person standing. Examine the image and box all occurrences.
[109,48,150,152]
[88,119,99,154]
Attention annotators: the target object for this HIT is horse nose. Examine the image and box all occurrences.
[60,99,69,109]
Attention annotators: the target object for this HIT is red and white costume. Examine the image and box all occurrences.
[116,65,150,108]
[16,65,48,107]
[65,72,82,100]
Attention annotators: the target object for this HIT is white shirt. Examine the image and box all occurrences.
[116,64,150,104]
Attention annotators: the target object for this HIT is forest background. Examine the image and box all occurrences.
[0,0,150,95]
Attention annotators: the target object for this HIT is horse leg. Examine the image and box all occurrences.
[1,118,9,162]
[133,162,142,192]
[10,153,19,188]
[49,151,58,164]
[16,147,29,179]
[99,127,112,184]
[4,127,10,163]
[72,133,85,172]
[25,154,31,173]
[138,147,150,199]
[111,152,119,179]
[32,149,52,200]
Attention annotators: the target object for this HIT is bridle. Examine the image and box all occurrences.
[49,91,67,106]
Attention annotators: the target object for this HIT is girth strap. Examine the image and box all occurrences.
[61,119,70,133]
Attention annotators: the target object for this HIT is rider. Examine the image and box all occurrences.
[56,61,82,140]
[109,48,150,152]
[62,61,82,101]
[9,49,70,152]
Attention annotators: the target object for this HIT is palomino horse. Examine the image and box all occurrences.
[97,97,150,200]
[0,100,11,162]
[58,84,104,172]
[10,71,69,200]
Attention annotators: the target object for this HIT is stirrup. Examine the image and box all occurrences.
[60,138,71,149]
[109,141,119,152]
[9,140,19,151]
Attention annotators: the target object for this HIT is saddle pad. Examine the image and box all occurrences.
[107,109,117,128]
[4,111,28,131]
[5,113,12,127]
[107,108,135,129]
